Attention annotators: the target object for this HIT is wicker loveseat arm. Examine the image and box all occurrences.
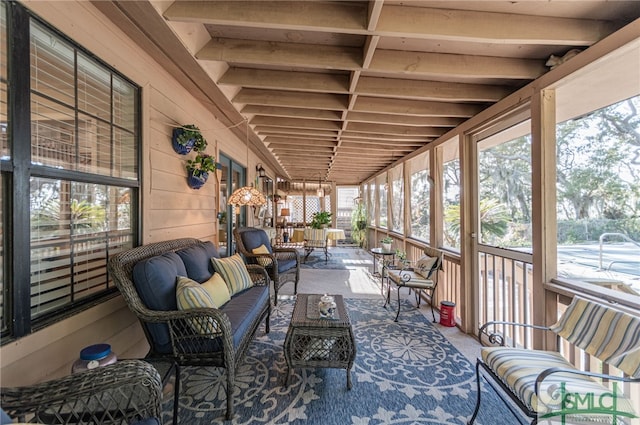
[273,247,300,261]
[1,360,162,424]
[245,264,270,285]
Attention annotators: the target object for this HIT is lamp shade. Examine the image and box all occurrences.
[227,186,267,206]
[280,208,290,217]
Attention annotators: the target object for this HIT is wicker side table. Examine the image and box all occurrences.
[284,294,356,389]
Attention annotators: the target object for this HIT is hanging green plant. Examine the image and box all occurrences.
[351,201,367,247]
[172,124,207,155]
[186,153,216,189]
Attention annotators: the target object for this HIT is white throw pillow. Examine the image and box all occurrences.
[414,255,437,278]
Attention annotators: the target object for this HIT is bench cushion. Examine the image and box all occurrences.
[221,285,270,349]
[550,297,640,378]
[388,270,435,289]
[482,346,637,416]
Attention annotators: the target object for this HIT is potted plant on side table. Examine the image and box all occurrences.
[380,236,393,252]
[186,153,216,189]
[310,211,332,229]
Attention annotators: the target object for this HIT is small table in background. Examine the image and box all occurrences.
[283,294,356,389]
[369,247,395,276]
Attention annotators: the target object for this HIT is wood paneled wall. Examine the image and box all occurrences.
[1,0,251,385]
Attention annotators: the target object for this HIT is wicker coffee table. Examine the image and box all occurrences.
[283,294,356,389]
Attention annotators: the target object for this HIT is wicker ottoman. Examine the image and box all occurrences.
[283,294,356,389]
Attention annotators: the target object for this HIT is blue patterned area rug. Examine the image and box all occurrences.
[168,298,513,424]
[300,252,352,269]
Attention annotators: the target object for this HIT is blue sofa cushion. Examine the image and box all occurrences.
[176,241,220,283]
[238,228,273,258]
[221,285,270,349]
[277,258,297,274]
[132,252,187,354]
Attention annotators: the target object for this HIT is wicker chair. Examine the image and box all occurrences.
[1,360,162,424]
[108,238,270,420]
[234,227,300,305]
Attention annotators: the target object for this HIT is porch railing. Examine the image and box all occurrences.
[478,245,534,348]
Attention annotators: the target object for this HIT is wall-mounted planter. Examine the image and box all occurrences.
[186,153,216,189]
[187,170,209,189]
[172,125,207,155]
[172,128,196,154]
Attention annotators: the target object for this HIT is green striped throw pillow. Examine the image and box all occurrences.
[176,276,216,334]
[211,254,254,295]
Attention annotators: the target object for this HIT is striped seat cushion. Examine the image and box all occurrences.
[388,270,435,289]
[482,347,637,417]
[304,228,327,248]
[550,297,640,378]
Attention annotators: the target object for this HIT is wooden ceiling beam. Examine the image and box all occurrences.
[340,141,423,150]
[234,89,348,110]
[266,140,338,148]
[271,146,335,153]
[251,116,341,131]
[242,105,343,121]
[353,96,484,117]
[220,68,350,93]
[346,111,463,127]
[263,136,338,145]
[255,127,338,137]
[340,131,428,142]
[356,76,512,102]
[197,38,362,70]
[164,1,368,33]
[345,122,448,137]
[370,49,547,80]
[377,5,616,45]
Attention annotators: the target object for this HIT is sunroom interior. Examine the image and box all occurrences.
[1,0,639,418]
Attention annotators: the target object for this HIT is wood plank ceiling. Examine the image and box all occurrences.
[122,1,640,185]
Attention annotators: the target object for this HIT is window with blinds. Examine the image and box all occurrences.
[0,7,142,336]
[26,19,138,323]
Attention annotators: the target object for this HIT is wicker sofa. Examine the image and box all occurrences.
[108,238,271,420]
